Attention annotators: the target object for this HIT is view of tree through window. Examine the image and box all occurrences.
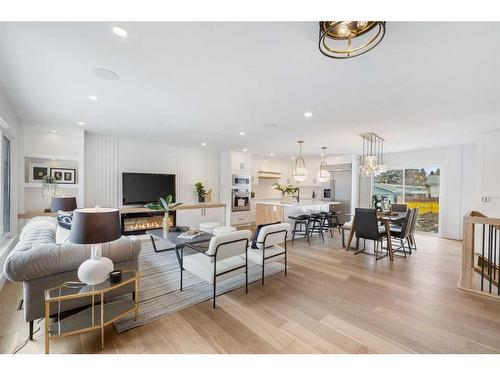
[374,168,440,233]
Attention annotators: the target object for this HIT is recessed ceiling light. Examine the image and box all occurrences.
[88,95,98,101]
[243,148,248,152]
[270,153,275,157]
[304,111,313,118]
[264,160,269,163]
[78,121,85,126]
[291,156,296,160]
[264,123,278,128]
[201,142,207,146]
[112,26,128,38]
[239,131,246,136]
[93,68,119,81]
[51,130,56,133]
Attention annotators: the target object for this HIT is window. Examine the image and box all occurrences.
[373,168,440,233]
[1,135,10,236]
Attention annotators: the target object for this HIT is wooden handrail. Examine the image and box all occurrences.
[459,211,500,300]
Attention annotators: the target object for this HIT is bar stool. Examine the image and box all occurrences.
[319,211,335,237]
[288,215,310,245]
[307,213,325,244]
[330,211,342,234]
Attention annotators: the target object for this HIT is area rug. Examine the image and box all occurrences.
[114,238,286,332]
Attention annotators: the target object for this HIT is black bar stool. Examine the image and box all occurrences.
[319,211,335,237]
[288,215,310,245]
[330,211,342,234]
[307,213,325,244]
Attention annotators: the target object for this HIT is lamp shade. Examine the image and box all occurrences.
[51,196,77,212]
[69,208,121,244]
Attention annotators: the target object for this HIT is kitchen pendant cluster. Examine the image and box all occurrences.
[292,141,331,183]
[359,132,388,177]
[292,140,308,182]
[317,146,330,182]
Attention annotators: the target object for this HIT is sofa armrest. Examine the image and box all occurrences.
[4,235,141,282]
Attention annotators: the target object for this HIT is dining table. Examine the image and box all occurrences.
[345,211,407,261]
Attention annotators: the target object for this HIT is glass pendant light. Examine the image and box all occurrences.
[292,140,308,182]
[317,146,330,183]
[359,132,387,177]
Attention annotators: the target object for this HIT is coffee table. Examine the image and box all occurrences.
[146,229,213,267]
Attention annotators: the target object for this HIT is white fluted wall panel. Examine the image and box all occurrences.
[84,133,119,207]
[85,133,220,207]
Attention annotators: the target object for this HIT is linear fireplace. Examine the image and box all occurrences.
[121,211,176,235]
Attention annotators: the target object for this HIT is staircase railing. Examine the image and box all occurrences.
[459,211,500,299]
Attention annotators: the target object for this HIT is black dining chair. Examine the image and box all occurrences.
[408,207,419,253]
[389,208,415,257]
[391,204,408,212]
[354,208,389,260]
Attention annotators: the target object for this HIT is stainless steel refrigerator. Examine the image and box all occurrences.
[329,163,352,224]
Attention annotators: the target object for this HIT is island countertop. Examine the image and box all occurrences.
[254,199,340,207]
[255,200,340,225]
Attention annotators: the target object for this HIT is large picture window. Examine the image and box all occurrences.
[374,168,440,233]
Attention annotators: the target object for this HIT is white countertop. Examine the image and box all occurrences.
[254,199,340,207]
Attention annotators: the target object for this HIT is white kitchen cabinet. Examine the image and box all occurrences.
[176,207,225,227]
[230,211,253,226]
[230,151,252,173]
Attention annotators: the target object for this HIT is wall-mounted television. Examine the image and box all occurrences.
[122,172,176,205]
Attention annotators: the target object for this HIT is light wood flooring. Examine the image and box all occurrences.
[2,232,500,354]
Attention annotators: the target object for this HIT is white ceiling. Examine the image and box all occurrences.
[0,22,499,157]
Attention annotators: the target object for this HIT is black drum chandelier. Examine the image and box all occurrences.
[319,21,386,59]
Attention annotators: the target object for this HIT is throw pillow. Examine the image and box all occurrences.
[57,211,73,230]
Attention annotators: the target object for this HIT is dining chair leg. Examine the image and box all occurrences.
[180,267,183,291]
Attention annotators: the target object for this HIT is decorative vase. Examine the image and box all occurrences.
[163,212,171,233]
[280,192,287,204]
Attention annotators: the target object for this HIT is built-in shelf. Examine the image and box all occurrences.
[24,182,80,189]
[24,153,80,162]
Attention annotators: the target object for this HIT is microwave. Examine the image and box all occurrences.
[232,174,250,186]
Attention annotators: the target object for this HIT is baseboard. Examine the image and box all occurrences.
[0,235,18,291]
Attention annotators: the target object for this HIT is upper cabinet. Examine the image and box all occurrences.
[230,151,252,174]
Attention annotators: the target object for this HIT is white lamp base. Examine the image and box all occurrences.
[78,243,114,285]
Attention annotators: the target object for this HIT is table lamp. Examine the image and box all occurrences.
[69,206,121,285]
[51,196,77,212]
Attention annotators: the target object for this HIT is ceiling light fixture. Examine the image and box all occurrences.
[270,153,275,157]
[292,140,308,182]
[239,131,246,136]
[319,21,386,59]
[93,68,120,81]
[243,148,248,152]
[112,26,128,38]
[359,132,387,177]
[317,146,330,182]
[51,130,56,133]
[201,142,207,146]
[304,111,313,118]
[78,121,85,126]
[88,95,98,101]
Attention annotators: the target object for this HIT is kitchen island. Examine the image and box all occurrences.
[255,200,340,226]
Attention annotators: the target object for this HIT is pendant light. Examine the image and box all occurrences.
[317,146,330,183]
[359,132,387,177]
[292,140,308,182]
[319,21,386,59]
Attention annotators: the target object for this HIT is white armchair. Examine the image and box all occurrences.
[247,223,291,285]
[180,230,252,308]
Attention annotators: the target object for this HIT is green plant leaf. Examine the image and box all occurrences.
[165,195,173,204]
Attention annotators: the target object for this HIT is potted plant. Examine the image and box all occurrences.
[273,182,297,203]
[194,182,207,203]
[42,175,58,212]
[145,195,182,233]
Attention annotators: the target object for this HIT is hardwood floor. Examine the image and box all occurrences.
[2,232,500,354]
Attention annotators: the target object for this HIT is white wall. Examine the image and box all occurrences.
[381,144,476,240]
[85,133,220,208]
[19,125,85,212]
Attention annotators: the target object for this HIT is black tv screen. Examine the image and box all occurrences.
[122,173,176,205]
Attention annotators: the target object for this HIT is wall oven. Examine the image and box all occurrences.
[232,187,250,212]
[232,174,251,187]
